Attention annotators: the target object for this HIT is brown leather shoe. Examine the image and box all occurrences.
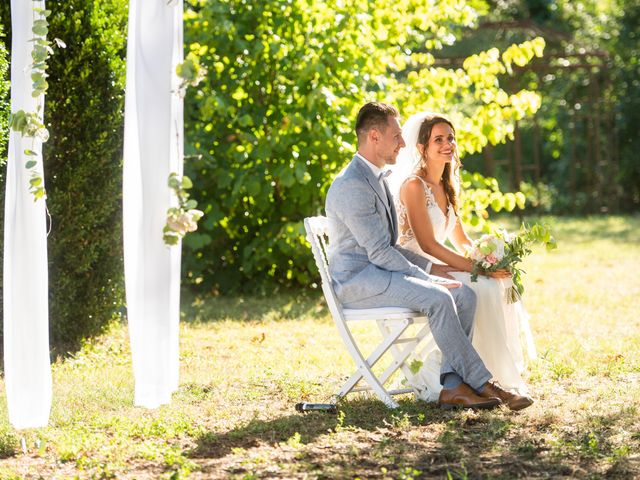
[479,382,534,411]
[438,383,501,410]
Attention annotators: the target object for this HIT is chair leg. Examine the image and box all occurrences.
[377,319,432,399]
[336,319,411,408]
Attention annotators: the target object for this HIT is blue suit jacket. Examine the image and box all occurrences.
[325,155,433,304]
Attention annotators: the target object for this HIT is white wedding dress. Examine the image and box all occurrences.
[397,176,535,400]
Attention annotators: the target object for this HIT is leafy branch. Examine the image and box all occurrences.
[163,173,204,246]
[163,49,207,246]
[7,4,65,201]
[175,51,208,98]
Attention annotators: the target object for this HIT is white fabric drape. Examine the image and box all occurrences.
[123,0,184,408]
[3,0,52,429]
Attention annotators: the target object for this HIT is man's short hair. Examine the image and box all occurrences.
[355,102,399,140]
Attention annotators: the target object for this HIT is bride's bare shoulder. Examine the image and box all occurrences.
[400,176,432,203]
[401,175,426,187]
[400,176,425,194]
[400,176,437,208]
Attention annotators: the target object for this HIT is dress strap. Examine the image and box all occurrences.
[402,174,435,207]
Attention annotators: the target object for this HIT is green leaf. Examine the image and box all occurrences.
[9,110,27,132]
[32,187,46,200]
[168,176,181,189]
[31,44,49,63]
[238,114,254,127]
[409,359,423,375]
[32,22,49,37]
[163,232,180,246]
[247,179,261,196]
[183,232,213,250]
[503,193,516,211]
[181,175,193,189]
[25,160,37,169]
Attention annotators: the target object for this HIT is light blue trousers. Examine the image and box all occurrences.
[342,271,492,391]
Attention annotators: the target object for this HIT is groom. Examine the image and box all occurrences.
[325,102,532,410]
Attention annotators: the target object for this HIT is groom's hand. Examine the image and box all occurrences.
[430,264,459,280]
[429,264,463,289]
[432,278,462,289]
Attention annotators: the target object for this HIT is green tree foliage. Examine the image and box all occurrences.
[0,24,8,164]
[533,0,639,212]
[610,1,640,208]
[0,1,128,351]
[43,1,128,350]
[0,25,10,327]
[461,0,639,213]
[183,0,544,293]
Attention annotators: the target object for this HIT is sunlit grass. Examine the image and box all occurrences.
[0,215,638,478]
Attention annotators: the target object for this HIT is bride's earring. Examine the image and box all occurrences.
[421,153,429,175]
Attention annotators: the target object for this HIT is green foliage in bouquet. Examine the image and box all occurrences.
[469,224,557,303]
[507,224,557,298]
[183,0,545,293]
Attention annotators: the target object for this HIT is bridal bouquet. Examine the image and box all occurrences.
[465,224,557,303]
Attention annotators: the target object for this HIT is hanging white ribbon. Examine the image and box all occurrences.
[498,277,537,360]
[3,0,53,429]
[123,0,184,408]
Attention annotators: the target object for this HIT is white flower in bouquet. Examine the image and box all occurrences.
[466,224,557,303]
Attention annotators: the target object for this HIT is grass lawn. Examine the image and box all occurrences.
[0,215,639,479]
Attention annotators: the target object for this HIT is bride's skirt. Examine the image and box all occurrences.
[409,272,534,402]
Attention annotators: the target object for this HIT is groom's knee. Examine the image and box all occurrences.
[455,284,477,312]
[421,287,456,318]
[465,284,477,308]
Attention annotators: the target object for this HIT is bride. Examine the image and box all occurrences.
[390,112,536,402]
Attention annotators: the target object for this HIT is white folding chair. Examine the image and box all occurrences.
[304,215,434,408]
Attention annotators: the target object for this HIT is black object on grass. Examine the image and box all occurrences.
[295,402,338,414]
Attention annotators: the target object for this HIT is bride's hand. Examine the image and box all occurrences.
[483,268,511,279]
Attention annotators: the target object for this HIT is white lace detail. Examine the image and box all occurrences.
[396,175,454,248]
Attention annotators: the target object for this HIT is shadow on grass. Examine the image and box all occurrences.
[190,395,640,479]
[189,397,412,460]
[404,403,639,479]
[180,288,328,324]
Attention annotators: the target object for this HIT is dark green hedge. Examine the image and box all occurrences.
[0,25,7,163]
[0,2,128,352]
[0,24,11,349]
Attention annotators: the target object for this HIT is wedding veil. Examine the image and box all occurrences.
[388,111,435,200]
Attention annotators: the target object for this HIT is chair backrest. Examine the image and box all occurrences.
[304,216,345,321]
